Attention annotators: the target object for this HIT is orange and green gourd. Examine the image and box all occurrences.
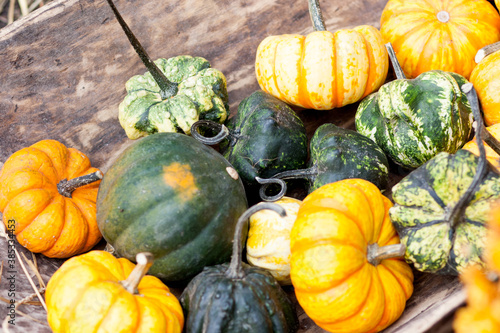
[290,179,414,333]
[380,0,500,79]
[0,140,102,258]
[255,0,388,110]
[46,251,184,332]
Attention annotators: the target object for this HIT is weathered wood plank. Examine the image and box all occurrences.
[0,0,464,332]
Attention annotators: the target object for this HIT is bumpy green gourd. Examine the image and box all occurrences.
[355,44,473,169]
[120,56,229,139]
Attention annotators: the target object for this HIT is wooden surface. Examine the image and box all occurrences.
[0,0,465,331]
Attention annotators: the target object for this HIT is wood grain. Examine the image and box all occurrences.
[0,0,463,332]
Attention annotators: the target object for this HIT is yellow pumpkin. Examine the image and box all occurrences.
[470,42,500,126]
[380,0,500,79]
[462,123,500,171]
[290,179,413,333]
[0,140,102,258]
[255,0,388,110]
[46,251,184,332]
[246,197,302,285]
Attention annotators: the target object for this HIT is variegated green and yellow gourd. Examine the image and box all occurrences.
[255,0,388,110]
[106,0,229,139]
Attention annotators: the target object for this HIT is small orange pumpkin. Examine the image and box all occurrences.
[0,140,102,258]
[381,0,500,79]
[290,179,413,333]
[470,42,500,126]
[46,251,184,332]
[255,0,388,110]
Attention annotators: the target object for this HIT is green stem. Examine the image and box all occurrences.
[105,0,178,99]
[475,41,500,64]
[308,0,326,31]
[385,43,406,80]
[57,171,103,198]
[120,252,154,294]
[446,83,488,228]
[256,167,317,202]
[190,120,231,145]
[226,203,286,279]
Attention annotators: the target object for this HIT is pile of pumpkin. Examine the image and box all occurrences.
[2,0,500,331]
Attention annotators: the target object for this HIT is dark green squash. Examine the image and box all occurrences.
[191,90,308,188]
[355,43,473,169]
[258,123,389,201]
[96,133,248,281]
[180,203,299,333]
[389,83,500,275]
[106,0,229,139]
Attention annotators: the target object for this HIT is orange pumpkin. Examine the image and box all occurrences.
[290,179,414,333]
[486,202,500,272]
[46,251,184,332]
[0,140,102,258]
[380,0,500,79]
[462,123,500,171]
[255,0,388,110]
[470,42,500,126]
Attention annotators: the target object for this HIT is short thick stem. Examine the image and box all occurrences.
[385,43,406,80]
[57,171,103,198]
[367,243,406,266]
[226,203,286,279]
[446,83,488,228]
[475,41,500,64]
[105,0,178,99]
[308,0,326,31]
[256,167,317,202]
[120,252,154,294]
[190,120,231,145]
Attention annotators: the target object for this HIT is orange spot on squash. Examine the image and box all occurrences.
[162,163,198,201]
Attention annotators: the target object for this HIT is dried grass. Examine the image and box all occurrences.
[0,0,53,27]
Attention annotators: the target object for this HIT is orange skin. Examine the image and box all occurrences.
[255,26,388,110]
[381,0,500,80]
[470,49,500,126]
[290,179,413,333]
[462,123,500,172]
[46,251,184,333]
[0,140,102,258]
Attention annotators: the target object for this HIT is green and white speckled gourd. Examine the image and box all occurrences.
[355,43,473,169]
[390,83,500,275]
[257,123,389,201]
[106,0,229,139]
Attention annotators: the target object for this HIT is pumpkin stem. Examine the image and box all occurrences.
[446,83,489,229]
[120,252,154,294]
[256,167,318,202]
[57,171,103,198]
[475,41,500,64]
[367,243,406,266]
[308,0,326,31]
[385,43,406,80]
[190,120,231,145]
[226,203,286,279]
[105,0,178,99]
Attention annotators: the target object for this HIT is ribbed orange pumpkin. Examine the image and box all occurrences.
[0,140,102,258]
[380,0,500,79]
[290,179,414,333]
[46,251,184,332]
[470,42,500,126]
[255,0,388,110]
[462,123,500,171]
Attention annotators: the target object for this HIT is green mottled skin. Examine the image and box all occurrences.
[219,91,308,187]
[96,133,248,281]
[307,123,389,192]
[355,70,473,169]
[390,150,500,275]
[119,56,229,139]
[180,263,298,333]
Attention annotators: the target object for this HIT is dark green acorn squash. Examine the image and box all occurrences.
[191,91,308,188]
[355,43,473,169]
[106,0,229,140]
[389,83,500,275]
[258,123,389,201]
[180,203,299,333]
[96,133,248,281]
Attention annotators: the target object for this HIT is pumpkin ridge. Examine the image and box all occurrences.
[272,39,285,103]
[297,35,310,109]
[31,142,68,180]
[90,283,125,333]
[6,189,56,235]
[358,32,372,99]
[376,263,409,300]
[40,197,75,256]
[399,21,436,75]
[135,100,163,133]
